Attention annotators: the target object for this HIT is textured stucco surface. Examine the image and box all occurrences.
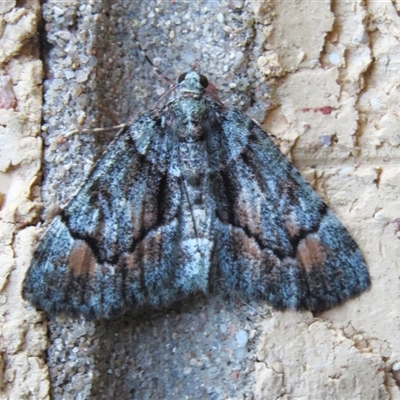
[1,1,400,399]
[0,1,48,399]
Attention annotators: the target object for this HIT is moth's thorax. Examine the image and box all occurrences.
[178,139,208,171]
[172,73,210,173]
[171,95,208,127]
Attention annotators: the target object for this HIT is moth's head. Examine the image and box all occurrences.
[177,71,209,94]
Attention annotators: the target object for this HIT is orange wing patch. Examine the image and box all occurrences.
[296,234,325,271]
[67,240,97,276]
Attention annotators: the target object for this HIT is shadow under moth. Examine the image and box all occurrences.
[23,71,371,319]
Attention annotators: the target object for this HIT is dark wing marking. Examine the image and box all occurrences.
[210,108,370,312]
[23,115,210,318]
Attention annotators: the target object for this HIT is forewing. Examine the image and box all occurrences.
[23,115,206,318]
[210,108,370,312]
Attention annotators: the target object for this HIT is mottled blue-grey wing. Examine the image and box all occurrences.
[209,108,370,312]
[23,115,204,318]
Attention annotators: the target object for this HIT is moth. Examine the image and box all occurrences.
[23,71,371,319]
